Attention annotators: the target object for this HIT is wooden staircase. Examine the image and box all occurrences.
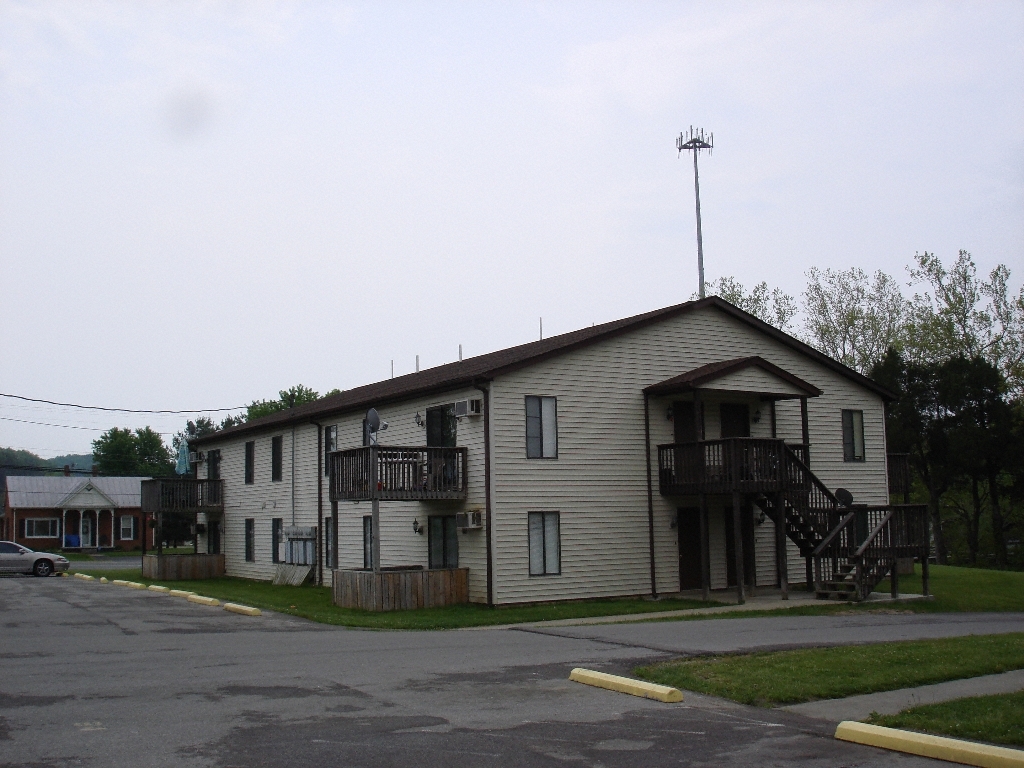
[759,447,928,602]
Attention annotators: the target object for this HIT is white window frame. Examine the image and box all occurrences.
[842,409,866,462]
[119,515,136,541]
[525,396,558,459]
[528,511,561,576]
[25,518,59,538]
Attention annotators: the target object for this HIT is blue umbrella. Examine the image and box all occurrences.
[175,441,191,475]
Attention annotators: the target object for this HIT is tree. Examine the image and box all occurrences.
[803,267,909,374]
[92,427,174,477]
[908,251,1024,394]
[698,276,798,331]
[246,384,321,421]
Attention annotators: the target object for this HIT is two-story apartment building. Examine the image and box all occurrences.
[189,297,923,606]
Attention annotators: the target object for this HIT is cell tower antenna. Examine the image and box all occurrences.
[677,126,713,299]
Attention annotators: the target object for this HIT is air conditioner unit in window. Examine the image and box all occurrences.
[455,511,483,530]
[455,399,483,418]
[189,451,205,464]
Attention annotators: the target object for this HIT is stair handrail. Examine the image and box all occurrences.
[782,445,841,506]
[853,507,895,559]
[811,511,856,558]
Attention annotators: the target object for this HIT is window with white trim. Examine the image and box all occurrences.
[528,511,560,575]
[842,410,865,462]
[525,396,558,458]
[25,519,59,538]
[119,515,137,541]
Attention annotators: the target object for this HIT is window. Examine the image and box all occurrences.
[25,519,59,538]
[271,518,283,564]
[271,436,283,482]
[528,511,560,575]
[525,396,558,458]
[244,441,255,484]
[324,426,337,476]
[207,449,221,480]
[244,518,255,562]
[428,516,459,569]
[842,410,865,462]
[119,515,136,541]
[362,516,373,569]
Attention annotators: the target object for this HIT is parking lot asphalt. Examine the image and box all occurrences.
[3,577,1022,768]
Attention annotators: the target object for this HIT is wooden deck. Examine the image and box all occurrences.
[658,438,809,496]
[331,568,469,611]
[327,446,468,502]
[141,553,225,580]
[141,478,224,513]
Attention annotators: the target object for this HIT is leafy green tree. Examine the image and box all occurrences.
[92,427,174,477]
[246,384,321,421]
[697,276,798,331]
[803,267,910,374]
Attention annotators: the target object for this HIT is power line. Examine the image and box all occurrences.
[0,392,245,414]
[0,415,175,435]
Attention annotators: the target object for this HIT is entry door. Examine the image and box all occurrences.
[428,516,458,569]
[426,405,457,447]
[672,401,698,443]
[677,507,702,589]
[81,516,95,548]
[720,404,751,438]
[724,503,756,588]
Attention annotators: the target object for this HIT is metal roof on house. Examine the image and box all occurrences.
[194,296,895,445]
[4,476,147,509]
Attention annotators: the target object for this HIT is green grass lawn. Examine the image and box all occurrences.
[70,567,720,629]
[641,565,1024,624]
[868,691,1024,748]
[635,633,1024,706]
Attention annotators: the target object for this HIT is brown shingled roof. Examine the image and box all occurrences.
[643,356,823,398]
[194,296,893,445]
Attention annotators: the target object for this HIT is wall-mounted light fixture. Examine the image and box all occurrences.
[412,518,424,535]
[752,409,762,424]
[414,412,425,428]
[755,509,766,525]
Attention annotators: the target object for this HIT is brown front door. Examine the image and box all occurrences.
[720,403,750,438]
[673,401,698,443]
[677,507,702,589]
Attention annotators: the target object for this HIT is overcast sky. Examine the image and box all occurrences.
[1,1,1022,458]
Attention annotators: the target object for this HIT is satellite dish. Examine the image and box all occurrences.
[365,408,381,433]
[835,488,854,508]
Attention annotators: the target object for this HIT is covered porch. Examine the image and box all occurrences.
[140,478,225,578]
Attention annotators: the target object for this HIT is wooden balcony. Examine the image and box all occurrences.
[140,478,224,514]
[658,438,809,496]
[328,446,468,502]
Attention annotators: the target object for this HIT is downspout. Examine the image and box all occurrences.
[311,419,324,587]
[473,380,494,607]
[644,393,657,598]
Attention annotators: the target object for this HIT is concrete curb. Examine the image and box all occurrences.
[223,603,262,617]
[99,577,109,583]
[112,579,129,586]
[126,582,147,590]
[147,585,170,593]
[835,721,1024,767]
[168,589,196,598]
[569,668,683,703]
[187,595,220,607]
[73,573,95,581]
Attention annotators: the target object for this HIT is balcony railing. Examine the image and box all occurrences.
[328,446,468,502]
[658,438,809,496]
[141,478,224,513]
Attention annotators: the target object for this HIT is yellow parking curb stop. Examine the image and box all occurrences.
[223,603,262,617]
[112,579,129,586]
[147,585,170,593]
[99,577,109,583]
[169,589,196,598]
[568,668,683,703]
[835,721,1024,767]
[187,595,221,607]
[126,582,147,590]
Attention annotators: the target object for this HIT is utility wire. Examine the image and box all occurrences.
[0,416,174,435]
[0,392,245,414]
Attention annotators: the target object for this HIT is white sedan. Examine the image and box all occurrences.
[0,541,70,576]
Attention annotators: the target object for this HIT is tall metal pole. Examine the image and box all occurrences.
[692,149,705,299]
[677,127,713,301]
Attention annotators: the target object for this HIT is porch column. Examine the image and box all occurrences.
[643,393,657,598]
[774,491,788,600]
[699,493,710,602]
[800,397,810,466]
[732,491,745,605]
[331,501,339,570]
[62,509,68,548]
[371,498,381,573]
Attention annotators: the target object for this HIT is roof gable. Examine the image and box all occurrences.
[194,297,893,445]
[58,481,117,509]
[644,357,822,399]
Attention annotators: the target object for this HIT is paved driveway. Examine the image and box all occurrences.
[2,578,1021,767]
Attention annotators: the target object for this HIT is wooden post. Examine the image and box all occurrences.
[806,556,813,591]
[921,508,930,597]
[800,397,810,466]
[371,498,381,573]
[769,399,777,439]
[331,501,339,570]
[732,491,745,605]
[644,394,657,598]
[194,511,199,554]
[775,491,788,600]
[699,493,710,602]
